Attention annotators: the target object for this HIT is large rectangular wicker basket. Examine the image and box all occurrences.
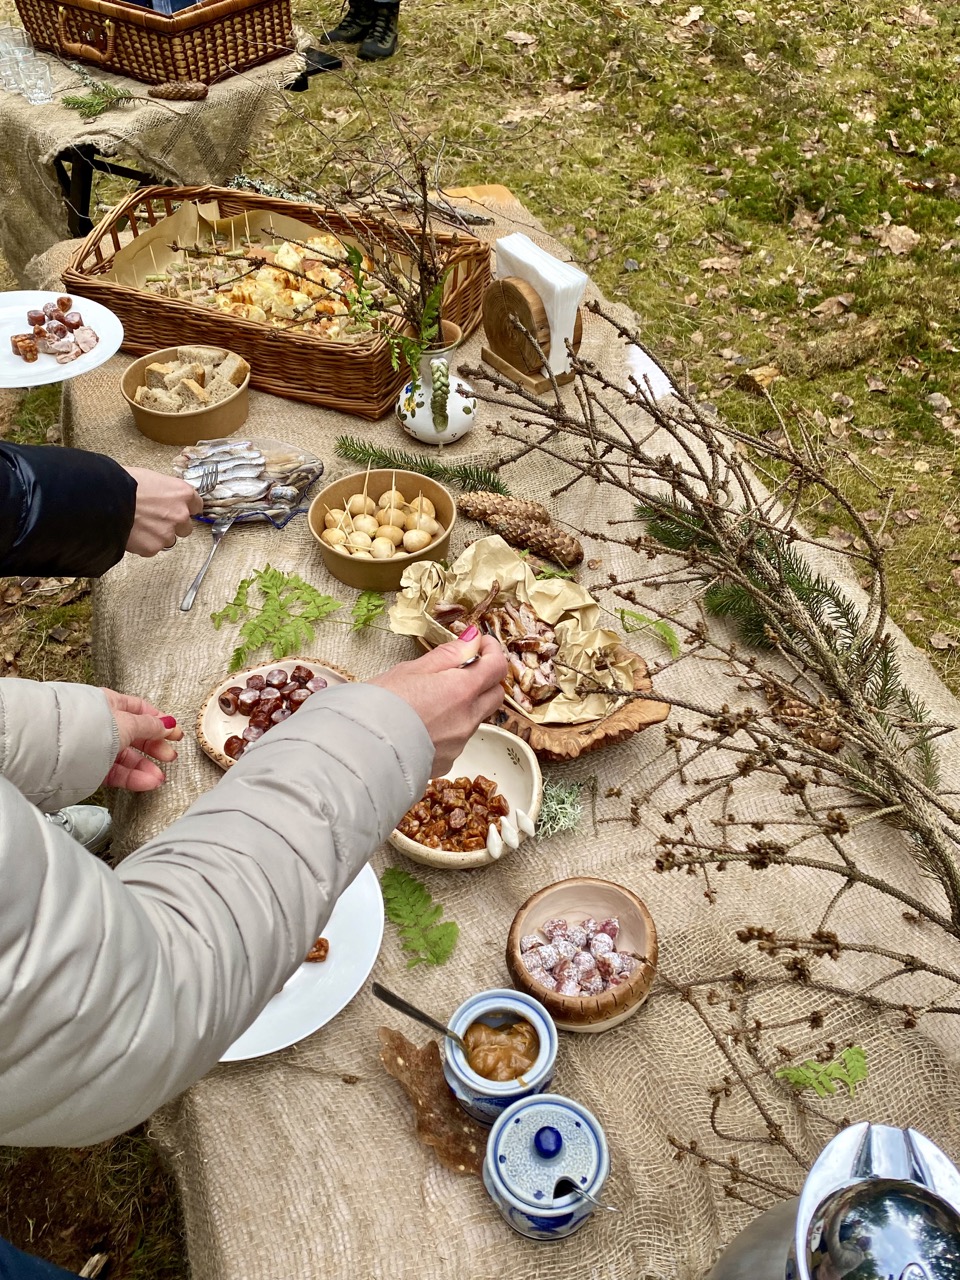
[15,0,294,85]
[63,186,492,420]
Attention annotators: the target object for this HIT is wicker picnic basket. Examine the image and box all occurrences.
[63,185,492,419]
[15,0,293,84]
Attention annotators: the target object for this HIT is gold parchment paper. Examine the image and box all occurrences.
[388,535,635,724]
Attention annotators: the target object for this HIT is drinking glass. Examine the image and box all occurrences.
[0,54,22,93]
[16,56,53,104]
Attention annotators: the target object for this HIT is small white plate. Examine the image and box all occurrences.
[0,291,124,389]
[197,657,354,769]
[221,862,384,1062]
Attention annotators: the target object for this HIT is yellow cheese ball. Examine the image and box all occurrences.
[352,514,380,538]
[377,506,407,528]
[379,488,407,510]
[407,495,436,519]
[402,528,433,553]
[351,550,374,559]
[346,494,377,517]
[324,508,348,530]
[404,512,440,535]
[320,527,348,547]
[345,530,373,551]
[378,524,405,547]
[370,537,396,559]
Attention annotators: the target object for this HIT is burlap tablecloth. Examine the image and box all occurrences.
[35,190,960,1280]
[0,50,303,281]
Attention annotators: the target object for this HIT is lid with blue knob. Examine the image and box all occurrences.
[486,1094,609,1210]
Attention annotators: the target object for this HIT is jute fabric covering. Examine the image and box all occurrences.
[0,49,303,281]
[37,190,960,1280]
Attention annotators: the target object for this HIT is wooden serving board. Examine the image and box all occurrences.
[417,639,670,762]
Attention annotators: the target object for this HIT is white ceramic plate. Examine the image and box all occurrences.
[0,291,124,388]
[221,862,384,1062]
[196,657,354,769]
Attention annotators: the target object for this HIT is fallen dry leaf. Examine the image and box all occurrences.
[926,392,953,415]
[899,3,938,24]
[732,8,756,20]
[866,375,888,393]
[811,294,855,317]
[914,460,931,472]
[503,29,536,44]
[675,4,704,25]
[875,223,921,255]
[735,365,780,395]
[699,254,740,272]
[379,1028,486,1177]
[929,632,957,651]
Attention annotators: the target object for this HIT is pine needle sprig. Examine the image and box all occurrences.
[380,867,459,967]
[211,566,341,671]
[335,436,509,495]
[61,80,133,119]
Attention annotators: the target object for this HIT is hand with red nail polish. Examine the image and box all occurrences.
[369,634,508,774]
[100,689,183,792]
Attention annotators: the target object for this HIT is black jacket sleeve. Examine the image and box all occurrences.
[0,444,138,578]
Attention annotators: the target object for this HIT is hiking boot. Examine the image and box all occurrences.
[359,2,399,59]
[321,0,372,43]
[45,805,113,853]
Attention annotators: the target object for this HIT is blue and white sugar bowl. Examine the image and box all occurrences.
[443,988,558,1125]
[483,1094,611,1240]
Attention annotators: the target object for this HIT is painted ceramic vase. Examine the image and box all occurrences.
[396,320,478,446]
[483,1094,610,1240]
[442,989,557,1125]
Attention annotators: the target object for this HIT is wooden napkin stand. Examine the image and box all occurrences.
[480,277,583,394]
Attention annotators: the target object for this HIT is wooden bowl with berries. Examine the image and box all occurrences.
[506,877,658,1032]
[388,724,542,870]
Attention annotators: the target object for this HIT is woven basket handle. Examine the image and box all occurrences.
[57,7,116,63]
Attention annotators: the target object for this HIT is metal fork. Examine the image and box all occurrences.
[194,460,219,497]
[179,512,236,612]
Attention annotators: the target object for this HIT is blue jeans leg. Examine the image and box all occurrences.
[0,1239,78,1279]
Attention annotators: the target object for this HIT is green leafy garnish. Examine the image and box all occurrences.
[351,590,386,632]
[619,607,681,659]
[517,550,577,581]
[380,867,459,967]
[775,1046,868,1099]
[211,565,341,672]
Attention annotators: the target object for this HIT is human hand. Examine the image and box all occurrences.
[369,631,508,774]
[101,688,184,792]
[123,467,202,557]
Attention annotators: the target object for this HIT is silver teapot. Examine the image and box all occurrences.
[706,1122,960,1280]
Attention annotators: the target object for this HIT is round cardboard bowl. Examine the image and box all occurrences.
[120,346,250,446]
[308,469,456,593]
[506,877,658,1032]
[388,724,542,870]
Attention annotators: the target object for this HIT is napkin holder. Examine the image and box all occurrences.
[481,277,583,394]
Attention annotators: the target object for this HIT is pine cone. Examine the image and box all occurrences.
[457,491,552,525]
[482,513,583,567]
[148,81,209,100]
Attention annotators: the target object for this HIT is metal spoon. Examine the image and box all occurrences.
[554,1178,620,1213]
[371,981,468,1054]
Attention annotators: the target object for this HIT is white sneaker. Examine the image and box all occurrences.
[45,805,113,853]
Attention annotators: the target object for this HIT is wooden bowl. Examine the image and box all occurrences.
[120,347,250,446]
[506,877,657,1032]
[388,724,542,870]
[196,657,354,770]
[417,638,670,762]
[308,469,456,593]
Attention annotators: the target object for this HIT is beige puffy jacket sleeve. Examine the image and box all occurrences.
[0,678,433,1147]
